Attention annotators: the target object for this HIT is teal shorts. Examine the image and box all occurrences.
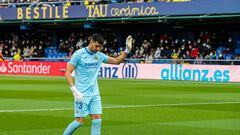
[74,95,102,117]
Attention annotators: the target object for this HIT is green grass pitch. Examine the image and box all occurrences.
[0,75,239,135]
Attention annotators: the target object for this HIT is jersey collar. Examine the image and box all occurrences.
[85,47,94,55]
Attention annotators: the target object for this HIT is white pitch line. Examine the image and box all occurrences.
[0,101,240,113]
[0,108,72,113]
[104,101,240,108]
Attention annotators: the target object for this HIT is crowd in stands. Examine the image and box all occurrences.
[132,31,238,63]
[57,30,240,62]
[1,29,240,63]
[0,31,50,61]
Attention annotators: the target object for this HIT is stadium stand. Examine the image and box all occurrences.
[0,0,240,65]
[0,29,239,63]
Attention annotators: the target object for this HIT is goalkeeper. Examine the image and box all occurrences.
[63,33,133,135]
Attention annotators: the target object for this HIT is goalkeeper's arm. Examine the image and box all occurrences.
[65,63,75,87]
[65,63,84,102]
[107,35,133,65]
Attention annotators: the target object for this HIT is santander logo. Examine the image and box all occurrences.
[0,63,7,72]
[0,62,52,74]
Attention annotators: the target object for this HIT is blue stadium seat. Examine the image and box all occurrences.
[62,53,68,58]
[53,50,58,54]
[234,48,240,55]
[236,41,240,48]
[47,54,53,58]
[48,48,53,53]
[216,47,226,54]
[216,47,226,58]
[225,54,233,60]
[57,54,63,58]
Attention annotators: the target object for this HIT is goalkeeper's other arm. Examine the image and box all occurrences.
[65,63,84,102]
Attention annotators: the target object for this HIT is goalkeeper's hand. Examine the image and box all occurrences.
[124,35,133,54]
[70,86,84,102]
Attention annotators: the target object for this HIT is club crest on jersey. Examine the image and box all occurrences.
[94,56,98,60]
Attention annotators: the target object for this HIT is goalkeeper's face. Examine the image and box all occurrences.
[89,40,102,53]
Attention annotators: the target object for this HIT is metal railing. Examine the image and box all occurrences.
[125,58,240,65]
[3,57,240,65]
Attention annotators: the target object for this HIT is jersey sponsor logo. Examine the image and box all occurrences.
[122,63,138,79]
[85,62,98,68]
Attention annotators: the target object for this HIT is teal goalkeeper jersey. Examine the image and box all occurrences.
[69,47,108,96]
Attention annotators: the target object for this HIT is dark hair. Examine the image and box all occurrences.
[90,33,104,45]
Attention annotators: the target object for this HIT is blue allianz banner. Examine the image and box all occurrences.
[0,0,240,20]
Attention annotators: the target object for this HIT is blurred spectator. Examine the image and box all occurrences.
[76,38,84,49]
[227,37,236,52]
[68,47,75,58]
[171,49,178,59]
[145,51,153,64]
[13,49,22,61]
[0,49,4,61]
[191,48,198,58]
[23,46,31,58]
[154,47,161,59]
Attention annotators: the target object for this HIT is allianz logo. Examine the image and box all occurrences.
[0,63,7,72]
[122,63,138,79]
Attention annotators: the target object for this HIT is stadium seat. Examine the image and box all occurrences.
[235,48,240,55]
[216,47,226,54]
[47,54,53,58]
[225,54,233,60]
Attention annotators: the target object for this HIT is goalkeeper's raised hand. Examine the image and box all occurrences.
[70,86,84,102]
[124,35,133,54]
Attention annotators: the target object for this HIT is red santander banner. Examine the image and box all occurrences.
[0,61,67,76]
